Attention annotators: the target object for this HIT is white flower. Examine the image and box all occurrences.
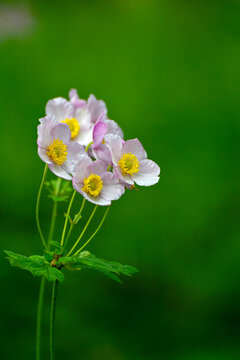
[72,153,125,206]
[105,134,160,187]
[45,90,107,146]
[37,116,84,180]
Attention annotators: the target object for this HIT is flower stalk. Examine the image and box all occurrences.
[50,280,58,360]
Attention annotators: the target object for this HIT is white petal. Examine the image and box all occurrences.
[38,147,51,164]
[46,97,74,122]
[62,142,85,173]
[73,182,110,206]
[132,159,160,186]
[87,94,107,123]
[122,139,147,161]
[89,160,108,176]
[113,166,134,186]
[101,172,125,201]
[74,124,94,146]
[72,153,92,181]
[69,89,86,109]
[105,119,123,138]
[37,116,57,148]
[92,144,112,164]
[75,108,91,126]
[50,123,71,143]
[48,163,72,180]
[105,134,123,165]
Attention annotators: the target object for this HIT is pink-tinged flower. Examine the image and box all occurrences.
[45,90,107,146]
[92,118,123,164]
[37,116,84,180]
[72,154,125,206]
[105,134,160,187]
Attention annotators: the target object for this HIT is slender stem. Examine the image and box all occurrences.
[73,206,110,256]
[36,177,61,360]
[85,141,93,152]
[60,190,77,247]
[36,276,46,360]
[48,178,62,246]
[36,164,48,249]
[64,197,86,250]
[67,205,98,256]
[50,280,58,360]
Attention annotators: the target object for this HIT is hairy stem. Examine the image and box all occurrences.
[36,164,48,249]
[50,280,58,360]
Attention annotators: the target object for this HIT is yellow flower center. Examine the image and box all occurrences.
[61,118,80,139]
[82,173,103,197]
[46,139,68,166]
[118,153,139,176]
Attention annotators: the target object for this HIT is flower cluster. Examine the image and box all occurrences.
[37,89,160,205]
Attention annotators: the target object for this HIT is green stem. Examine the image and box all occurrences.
[36,276,46,360]
[67,205,98,256]
[36,164,48,249]
[85,141,93,152]
[50,280,58,360]
[64,198,86,250]
[73,206,110,256]
[36,177,61,360]
[60,190,77,247]
[48,178,62,246]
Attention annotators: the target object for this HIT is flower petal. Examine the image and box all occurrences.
[88,160,108,176]
[62,142,85,173]
[93,121,108,148]
[74,123,94,146]
[48,163,72,180]
[105,119,123,138]
[38,147,51,164]
[113,166,134,186]
[132,159,160,186]
[50,123,71,143]
[122,138,147,160]
[105,134,123,165]
[75,108,91,126]
[72,153,92,181]
[69,89,86,109]
[72,182,111,206]
[87,94,107,124]
[101,172,125,201]
[46,97,74,122]
[37,116,57,148]
[92,144,112,164]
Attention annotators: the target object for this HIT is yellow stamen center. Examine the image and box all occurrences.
[82,173,103,197]
[118,153,139,176]
[61,118,80,139]
[46,139,68,166]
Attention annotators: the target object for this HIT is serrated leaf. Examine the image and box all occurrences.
[45,179,73,203]
[4,251,64,282]
[48,194,70,203]
[57,252,138,283]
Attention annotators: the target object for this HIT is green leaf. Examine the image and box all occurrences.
[45,179,73,203]
[49,241,63,255]
[57,251,138,283]
[4,251,64,282]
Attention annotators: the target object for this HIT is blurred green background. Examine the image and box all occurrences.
[1,0,240,359]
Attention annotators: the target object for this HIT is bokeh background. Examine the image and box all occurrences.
[0,0,240,359]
